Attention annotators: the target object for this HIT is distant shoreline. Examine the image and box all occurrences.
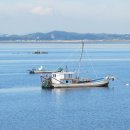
[0,40,130,43]
[0,41,130,50]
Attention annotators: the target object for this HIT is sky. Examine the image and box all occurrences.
[0,0,130,34]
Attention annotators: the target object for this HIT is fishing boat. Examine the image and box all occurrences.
[29,66,63,74]
[29,66,45,74]
[33,50,48,54]
[41,71,115,89]
[41,42,115,89]
[29,69,53,74]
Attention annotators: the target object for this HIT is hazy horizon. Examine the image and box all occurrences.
[1,30,130,35]
[1,30,130,36]
[0,0,130,34]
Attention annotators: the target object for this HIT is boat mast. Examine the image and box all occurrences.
[77,40,84,79]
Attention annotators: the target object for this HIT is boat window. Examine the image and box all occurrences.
[53,74,56,77]
[66,80,68,83]
[69,74,72,78]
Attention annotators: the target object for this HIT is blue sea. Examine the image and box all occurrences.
[0,42,130,130]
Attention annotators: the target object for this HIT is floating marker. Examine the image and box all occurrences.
[126,83,129,86]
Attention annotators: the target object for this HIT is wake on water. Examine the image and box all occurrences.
[0,87,40,94]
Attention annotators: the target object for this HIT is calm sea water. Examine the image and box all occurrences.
[0,42,130,130]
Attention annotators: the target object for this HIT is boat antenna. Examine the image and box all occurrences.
[77,40,85,79]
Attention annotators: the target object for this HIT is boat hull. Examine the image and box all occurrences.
[42,79,109,89]
[52,80,109,88]
[29,70,54,74]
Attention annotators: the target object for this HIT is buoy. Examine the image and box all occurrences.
[126,83,129,86]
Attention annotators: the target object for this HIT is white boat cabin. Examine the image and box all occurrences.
[51,71,76,84]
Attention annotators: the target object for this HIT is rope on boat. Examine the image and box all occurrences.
[105,75,129,87]
[116,77,130,86]
[56,45,80,72]
[51,77,65,84]
[77,41,84,78]
[90,78,104,82]
[90,76,115,82]
[83,46,98,79]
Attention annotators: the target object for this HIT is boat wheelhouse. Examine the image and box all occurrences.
[51,71,75,84]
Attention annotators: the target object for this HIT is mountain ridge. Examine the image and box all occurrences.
[0,31,130,41]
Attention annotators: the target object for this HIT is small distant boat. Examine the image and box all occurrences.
[41,41,115,89]
[33,50,48,54]
[29,69,53,74]
[29,66,63,74]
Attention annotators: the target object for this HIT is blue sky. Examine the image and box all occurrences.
[0,0,130,34]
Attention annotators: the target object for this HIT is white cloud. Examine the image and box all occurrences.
[0,0,130,34]
[31,6,53,15]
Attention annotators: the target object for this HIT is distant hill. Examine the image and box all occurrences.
[0,31,130,41]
